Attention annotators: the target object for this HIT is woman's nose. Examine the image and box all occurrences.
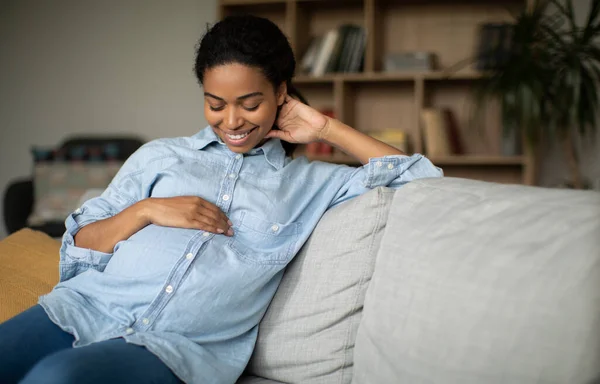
[225,107,243,130]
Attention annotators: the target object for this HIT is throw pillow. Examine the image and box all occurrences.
[247,186,395,384]
[28,145,123,225]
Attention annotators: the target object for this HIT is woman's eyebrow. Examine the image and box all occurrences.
[204,92,263,101]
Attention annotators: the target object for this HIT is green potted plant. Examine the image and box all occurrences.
[471,0,600,188]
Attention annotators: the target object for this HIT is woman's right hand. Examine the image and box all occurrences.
[140,196,233,236]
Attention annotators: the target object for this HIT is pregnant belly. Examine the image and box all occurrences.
[102,224,199,278]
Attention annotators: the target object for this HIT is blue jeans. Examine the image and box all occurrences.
[0,305,182,384]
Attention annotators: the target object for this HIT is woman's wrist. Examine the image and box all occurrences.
[321,118,351,146]
[318,115,334,142]
[135,199,154,227]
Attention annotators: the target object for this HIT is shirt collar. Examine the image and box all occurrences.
[191,126,286,170]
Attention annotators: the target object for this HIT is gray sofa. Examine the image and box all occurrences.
[238,177,600,384]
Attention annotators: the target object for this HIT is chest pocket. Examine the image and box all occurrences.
[227,211,302,265]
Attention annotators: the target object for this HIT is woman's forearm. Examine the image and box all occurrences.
[322,118,405,165]
[74,200,151,254]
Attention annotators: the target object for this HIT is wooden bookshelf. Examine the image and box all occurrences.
[218,0,538,186]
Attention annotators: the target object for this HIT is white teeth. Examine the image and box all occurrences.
[227,132,249,140]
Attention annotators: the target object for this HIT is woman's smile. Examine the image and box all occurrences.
[220,126,259,147]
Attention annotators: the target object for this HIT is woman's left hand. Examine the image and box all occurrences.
[265,95,330,144]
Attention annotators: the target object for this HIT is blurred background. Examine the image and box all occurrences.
[0,0,598,239]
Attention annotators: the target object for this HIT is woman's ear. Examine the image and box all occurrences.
[276,82,287,107]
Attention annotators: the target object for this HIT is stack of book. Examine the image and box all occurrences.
[300,24,366,76]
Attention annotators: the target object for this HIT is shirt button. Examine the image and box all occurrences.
[202,232,210,237]
[125,327,134,335]
[235,154,242,160]
[222,194,230,201]
[229,173,236,179]
[74,208,82,214]
[186,252,194,259]
[376,161,383,167]
[387,163,394,170]
[271,224,279,232]
[165,285,173,294]
[142,318,150,325]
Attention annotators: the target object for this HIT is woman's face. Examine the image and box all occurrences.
[203,63,286,154]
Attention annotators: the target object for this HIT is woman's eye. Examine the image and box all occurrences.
[244,105,260,112]
[209,105,225,112]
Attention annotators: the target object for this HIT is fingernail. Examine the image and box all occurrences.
[227,228,234,236]
[217,228,224,233]
[228,220,233,226]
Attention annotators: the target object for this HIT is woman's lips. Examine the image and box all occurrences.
[222,127,258,147]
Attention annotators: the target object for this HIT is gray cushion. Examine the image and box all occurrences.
[352,177,600,384]
[247,187,395,383]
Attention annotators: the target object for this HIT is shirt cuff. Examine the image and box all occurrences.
[59,209,113,281]
[364,154,443,188]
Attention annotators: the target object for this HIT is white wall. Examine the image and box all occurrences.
[0,0,217,238]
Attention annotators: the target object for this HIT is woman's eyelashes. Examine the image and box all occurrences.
[244,104,260,111]
[208,104,261,112]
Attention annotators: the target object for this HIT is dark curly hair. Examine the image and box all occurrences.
[194,14,307,156]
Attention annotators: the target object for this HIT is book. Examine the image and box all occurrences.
[475,23,514,70]
[420,108,452,157]
[312,29,339,76]
[300,35,323,74]
[300,24,366,75]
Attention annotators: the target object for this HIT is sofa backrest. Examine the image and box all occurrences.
[353,177,600,384]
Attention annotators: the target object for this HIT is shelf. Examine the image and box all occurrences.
[220,0,536,185]
[429,155,525,166]
[294,71,486,84]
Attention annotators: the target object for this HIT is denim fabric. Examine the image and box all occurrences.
[38,126,443,383]
[0,305,181,384]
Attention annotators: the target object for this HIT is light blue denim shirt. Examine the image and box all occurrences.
[38,126,443,384]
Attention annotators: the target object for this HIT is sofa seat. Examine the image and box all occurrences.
[0,229,60,322]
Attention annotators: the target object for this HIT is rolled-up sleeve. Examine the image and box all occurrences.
[58,148,149,282]
[59,210,114,282]
[329,154,443,208]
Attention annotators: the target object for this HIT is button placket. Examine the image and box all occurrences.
[217,153,243,213]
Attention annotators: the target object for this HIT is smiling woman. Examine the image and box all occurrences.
[194,15,302,156]
[0,14,442,384]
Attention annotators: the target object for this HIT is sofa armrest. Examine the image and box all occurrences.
[3,179,34,234]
